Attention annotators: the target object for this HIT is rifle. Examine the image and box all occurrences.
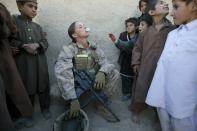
[73,69,120,122]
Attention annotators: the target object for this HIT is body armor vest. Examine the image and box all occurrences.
[73,47,100,75]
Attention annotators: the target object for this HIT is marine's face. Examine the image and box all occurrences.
[171,0,196,25]
[19,2,37,19]
[73,22,89,39]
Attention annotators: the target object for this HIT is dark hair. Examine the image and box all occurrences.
[139,13,153,26]
[16,1,26,13]
[0,3,17,34]
[145,0,158,14]
[194,0,197,5]
[16,1,26,6]
[125,17,139,27]
[68,21,77,43]
[172,0,193,5]
[138,0,148,10]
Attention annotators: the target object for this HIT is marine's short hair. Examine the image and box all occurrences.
[172,0,193,5]
[68,21,77,43]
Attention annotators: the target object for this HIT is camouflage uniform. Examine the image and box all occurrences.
[55,42,120,101]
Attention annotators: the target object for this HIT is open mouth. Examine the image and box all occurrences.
[164,7,169,10]
[85,27,90,32]
[32,13,36,17]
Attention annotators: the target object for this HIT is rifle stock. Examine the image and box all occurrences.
[73,69,120,122]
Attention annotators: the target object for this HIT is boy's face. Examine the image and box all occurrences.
[151,0,169,16]
[139,21,148,33]
[171,0,196,25]
[140,1,147,14]
[73,22,89,40]
[18,2,37,19]
[126,22,137,34]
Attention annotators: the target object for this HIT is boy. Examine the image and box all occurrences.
[138,14,152,33]
[131,0,175,123]
[108,17,139,101]
[146,0,197,130]
[55,21,120,122]
[138,0,148,18]
[13,0,51,121]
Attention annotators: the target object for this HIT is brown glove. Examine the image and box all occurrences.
[69,99,80,118]
[94,72,106,90]
[133,65,140,75]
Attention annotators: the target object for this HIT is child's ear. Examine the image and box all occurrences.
[148,10,155,16]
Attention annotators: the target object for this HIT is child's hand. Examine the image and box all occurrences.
[22,43,39,55]
[23,43,39,50]
[10,46,20,55]
[108,33,116,43]
[22,44,34,54]
[133,65,140,75]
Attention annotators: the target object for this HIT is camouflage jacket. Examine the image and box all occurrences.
[54,42,115,100]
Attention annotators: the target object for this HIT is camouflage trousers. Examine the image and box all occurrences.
[104,69,120,97]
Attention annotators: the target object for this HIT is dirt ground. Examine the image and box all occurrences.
[18,85,161,131]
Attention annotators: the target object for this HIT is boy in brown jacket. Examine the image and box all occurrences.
[130,0,175,123]
[13,0,51,124]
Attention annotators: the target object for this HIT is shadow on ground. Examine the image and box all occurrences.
[19,85,161,131]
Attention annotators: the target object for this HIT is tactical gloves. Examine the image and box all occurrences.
[69,99,80,118]
[94,71,106,90]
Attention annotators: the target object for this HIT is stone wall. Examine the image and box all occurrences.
[1,0,172,86]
